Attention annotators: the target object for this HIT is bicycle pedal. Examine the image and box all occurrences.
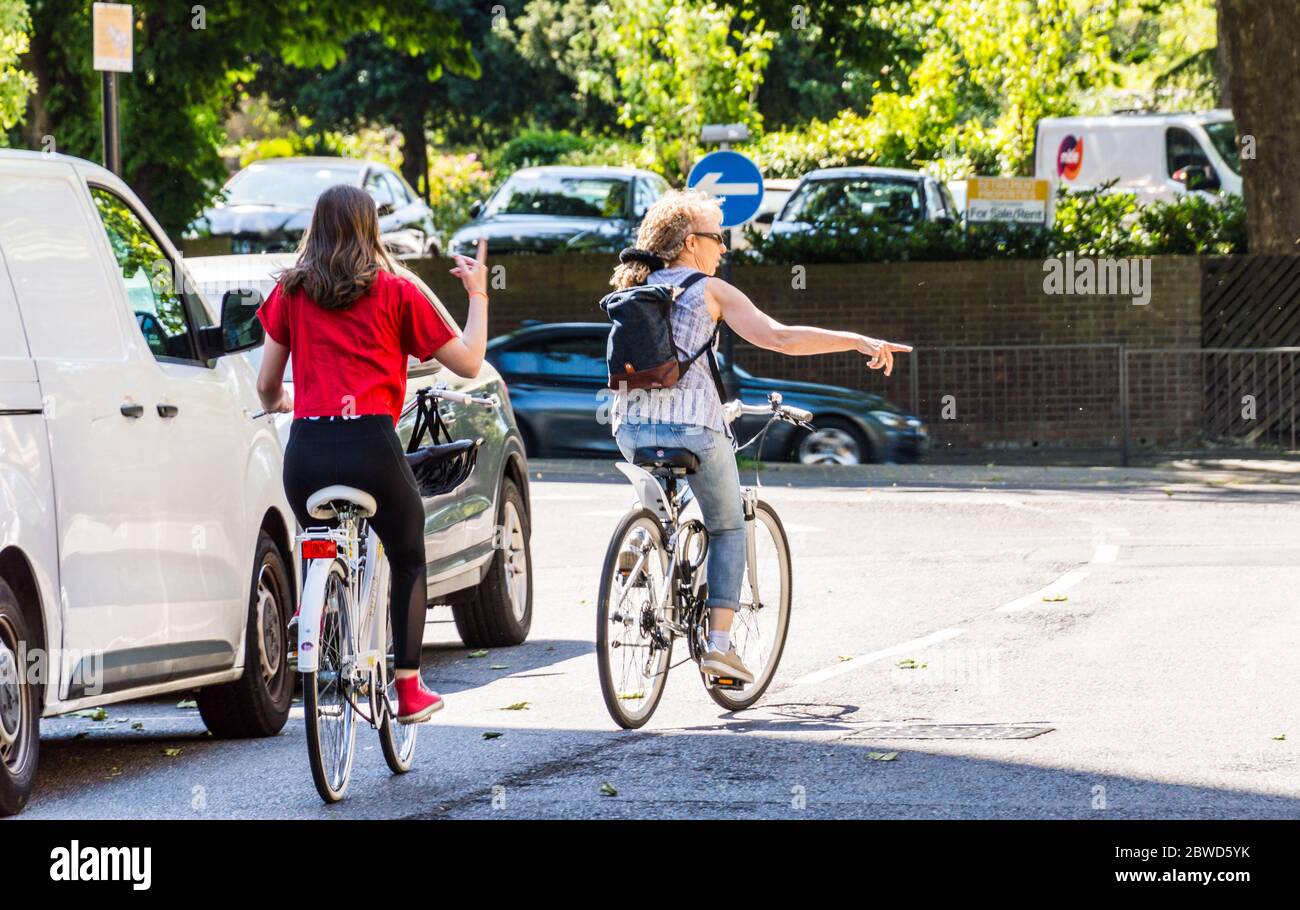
[709,676,746,691]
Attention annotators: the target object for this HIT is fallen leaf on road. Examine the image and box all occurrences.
[866,751,899,762]
[1273,734,1287,741]
[837,656,853,663]
[501,701,529,711]
[1042,595,1068,603]
[896,658,926,670]
[468,650,489,659]
[131,722,144,731]
[599,782,618,797]
[617,692,644,700]
[490,664,510,670]
[176,699,198,709]
[162,747,182,757]
[482,731,504,740]
[72,708,108,721]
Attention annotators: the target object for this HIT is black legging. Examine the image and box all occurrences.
[283,416,427,670]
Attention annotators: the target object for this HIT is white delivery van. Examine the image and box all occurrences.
[0,150,298,816]
[1035,110,1241,204]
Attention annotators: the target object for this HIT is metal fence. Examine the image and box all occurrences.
[859,345,1300,464]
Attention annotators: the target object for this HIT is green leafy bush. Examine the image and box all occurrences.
[744,185,1246,265]
[426,152,496,248]
[492,129,593,171]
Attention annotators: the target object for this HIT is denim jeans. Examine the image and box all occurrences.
[615,422,745,610]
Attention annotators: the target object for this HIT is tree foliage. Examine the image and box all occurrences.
[0,0,34,133]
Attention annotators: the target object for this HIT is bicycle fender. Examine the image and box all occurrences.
[297,558,335,674]
[614,462,674,523]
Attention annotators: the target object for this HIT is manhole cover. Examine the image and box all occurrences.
[848,724,1053,740]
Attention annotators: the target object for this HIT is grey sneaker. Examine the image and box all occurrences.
[701,647,754,684]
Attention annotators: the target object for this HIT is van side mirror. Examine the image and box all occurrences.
[753,211,775,226]
[468,200,484,219]
[1173,164,1220,193]
[199,288,265,358]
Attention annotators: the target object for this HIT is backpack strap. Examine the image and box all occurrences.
[676,270,707,293]
[671,271,727,404]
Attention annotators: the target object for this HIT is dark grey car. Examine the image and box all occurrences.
[769,166,960,238]
[185,157,441,259]
[487,322,927,465]
[449,166,669,255]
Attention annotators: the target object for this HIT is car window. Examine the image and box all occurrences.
[634,178,658,217]
[90,186,202,363]
[782,176,924,224]
[224,163,356,207]
[365,170,396,208]
[383,171,411,206]
[485,174,630,218]
[496,334,607,379]
[1166,127,1211,177]
[1202,121,1240,176]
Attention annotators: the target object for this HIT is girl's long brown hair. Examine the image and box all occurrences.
[279,183,396,310]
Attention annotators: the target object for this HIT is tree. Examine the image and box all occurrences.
[16,1,473,236]
[0,0,34,133]
[1219,0,1300,253]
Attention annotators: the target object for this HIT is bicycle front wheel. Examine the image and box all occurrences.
[596,509,673,729]
[304,562,357,803]
[707,500,792,711]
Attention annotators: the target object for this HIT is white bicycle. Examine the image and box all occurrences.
[295,386,497,803]
[596,392,807,728]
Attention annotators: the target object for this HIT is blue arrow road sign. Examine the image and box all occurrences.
[687,150,764,228]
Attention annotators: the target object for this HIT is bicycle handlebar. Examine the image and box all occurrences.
[251,386,499,422]
[723,392,812,427]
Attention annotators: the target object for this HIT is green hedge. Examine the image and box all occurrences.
[740,184,1247,265]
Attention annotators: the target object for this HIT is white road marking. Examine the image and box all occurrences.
[997,569,1091,612]
[1092,543,1119,563]
[788,627,965,688]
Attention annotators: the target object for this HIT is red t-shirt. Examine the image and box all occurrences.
[258,270,455,424]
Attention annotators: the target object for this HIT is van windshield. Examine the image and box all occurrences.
[1204,122,1240,176]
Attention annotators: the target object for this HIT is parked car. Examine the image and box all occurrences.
[485,322,926,464]
[184,156,440,258]
[732,178,800,250]
[449,165,670,255]
[0,150,302,816]
[1035,110,1240,204]
[769,167,960,238]
[185,254,534,651]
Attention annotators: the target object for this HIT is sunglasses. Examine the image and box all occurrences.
[691,231,726,245]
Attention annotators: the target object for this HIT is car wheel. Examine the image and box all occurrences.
[451,478,533,647]
[795,417,873,465]
[0,578,38,817]
[197,531,294,738]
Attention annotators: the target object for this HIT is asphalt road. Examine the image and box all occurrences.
[12,461,1300,820]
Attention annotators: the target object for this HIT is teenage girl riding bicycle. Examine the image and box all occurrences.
[255,184,490,724]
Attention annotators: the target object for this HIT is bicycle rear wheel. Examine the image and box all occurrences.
[378,603,417,774]
[707,500,791,711]
[596,509,673,729]
[304,562,357,803]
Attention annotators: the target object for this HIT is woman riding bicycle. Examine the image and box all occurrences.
[255,184,489,724]
[609,189,911,683]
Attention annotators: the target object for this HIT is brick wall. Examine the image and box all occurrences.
[408,254,1205,453]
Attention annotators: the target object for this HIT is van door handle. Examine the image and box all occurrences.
[120,402,144,419]
[156,404,179,418]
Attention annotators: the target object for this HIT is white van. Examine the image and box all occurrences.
[1035,110,1241,204]
[0,150,298,816]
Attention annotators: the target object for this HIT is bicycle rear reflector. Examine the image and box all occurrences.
[302,540,338,560]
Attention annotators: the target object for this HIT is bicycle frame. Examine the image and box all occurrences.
[612,461,763,668]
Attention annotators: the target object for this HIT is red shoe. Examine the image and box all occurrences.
[394,675,444,724]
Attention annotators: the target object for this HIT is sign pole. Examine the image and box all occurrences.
[92,3,133,176]
[102,70,120,175]
[693,126,761,390]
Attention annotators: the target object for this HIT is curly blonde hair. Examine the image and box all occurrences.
[610,189,723,289]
